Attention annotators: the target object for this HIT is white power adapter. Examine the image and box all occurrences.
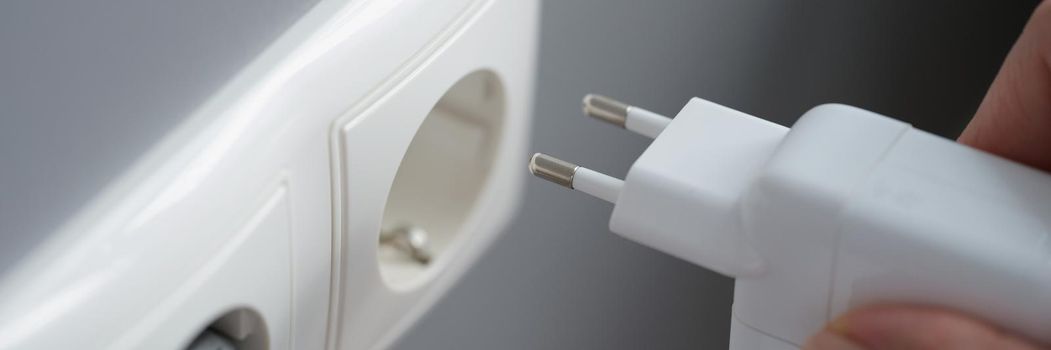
[530,95,1051,349]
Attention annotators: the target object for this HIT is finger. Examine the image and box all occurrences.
[830,304,1044,350]
[804,330,865,350]
[959,2,1051,172]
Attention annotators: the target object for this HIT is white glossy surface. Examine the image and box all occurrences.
[0,0,536,348]
[333,0,537,346]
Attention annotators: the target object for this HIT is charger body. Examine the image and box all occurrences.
[609,99,1051,349]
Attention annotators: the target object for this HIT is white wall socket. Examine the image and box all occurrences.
[0,0,538,349]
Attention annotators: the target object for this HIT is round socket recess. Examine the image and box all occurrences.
[377,70,505,290]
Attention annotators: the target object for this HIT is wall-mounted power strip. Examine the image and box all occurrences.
[0,0,537,349]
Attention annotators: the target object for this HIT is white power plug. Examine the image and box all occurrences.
[531,95,1051,349]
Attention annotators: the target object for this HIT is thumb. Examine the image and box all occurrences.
[805,305,1045,350]
[959,1,1051,172]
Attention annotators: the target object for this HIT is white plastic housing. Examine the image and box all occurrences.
[331,0,537,346]
[610,99,1051,349]
[0,0,537,349]
[611,99,786,277]
[625,106,672,139]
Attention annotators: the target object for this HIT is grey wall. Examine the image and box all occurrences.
[396,1,1036,349]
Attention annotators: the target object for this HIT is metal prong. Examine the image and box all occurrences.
[582,94,629,127]
[529,153,578,189]
[380,224,432,264]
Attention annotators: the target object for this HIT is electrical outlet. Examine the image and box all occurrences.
[0,0,537,349]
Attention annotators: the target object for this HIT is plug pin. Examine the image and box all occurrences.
[529,153,623,203]
[582,94,672,138]
[529,153,577,188]
[582,94,629,127]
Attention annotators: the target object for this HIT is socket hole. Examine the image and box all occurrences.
[378,70,505,290]
[185,308,268,350]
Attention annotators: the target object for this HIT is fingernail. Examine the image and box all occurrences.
[804,330,866,350]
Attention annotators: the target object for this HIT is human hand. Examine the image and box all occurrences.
[806,2,1051,349]
[806,305,1045,350]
